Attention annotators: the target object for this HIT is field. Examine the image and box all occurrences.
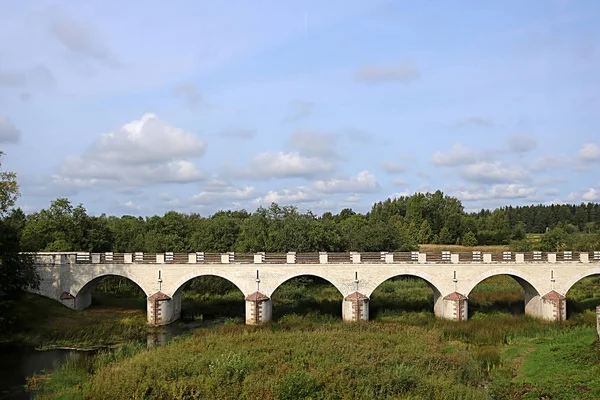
[17,275,600,399]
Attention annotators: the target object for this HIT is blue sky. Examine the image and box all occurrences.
[1,0,599,216]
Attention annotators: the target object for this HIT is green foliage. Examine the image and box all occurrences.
[274,370,321,400]
[0,154,39,330]
[462,231,478,247]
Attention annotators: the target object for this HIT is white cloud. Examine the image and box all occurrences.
[431,144,477,167]
[381,161,405,173]
[191,185,256,205]
[578,143,600,162]
[0,114,21,143]
[313,171,380,194]
[246,151,335,179]
[54,114,205,190]
[582,188,600,201]
[531,155,562,172]
[461,162,529,183]
[507,133,537,153]
[456,184,536,201]
[345,194,362,203]
[567,192,578,201]
[288,130,337,157]
[392,178,406,186]
[253,188,316,204]
[355,60,420,85]
[88,113,206,165]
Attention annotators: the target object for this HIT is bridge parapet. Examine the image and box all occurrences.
[31,250,600,265]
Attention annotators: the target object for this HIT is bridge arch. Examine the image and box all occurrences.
[73,272,150,311]
[268,272,346,298]
[168,272,249,299]
[465,269,541,297]
[365,271,443,298]
[560,267,600,296]
[465,269,542,318]
[366,272,444,317]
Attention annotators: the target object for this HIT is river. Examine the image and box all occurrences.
[0,321,210,400]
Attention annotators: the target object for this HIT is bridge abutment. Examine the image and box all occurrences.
[245,292,272,324]
[342,292,369,322]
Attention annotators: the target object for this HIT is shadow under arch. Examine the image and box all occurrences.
[75,273,148,311]
[270,274,344,321]
[368,274,444,319]
[173,274,246,323]
[563,269,600,319]
[466,271,541,318]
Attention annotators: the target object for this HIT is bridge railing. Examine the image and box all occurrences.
[31,250,600,265]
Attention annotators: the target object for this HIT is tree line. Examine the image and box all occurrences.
[7,192,600,254]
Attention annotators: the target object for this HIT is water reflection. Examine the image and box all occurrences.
[0,344,93,400]
[0,319,235,399]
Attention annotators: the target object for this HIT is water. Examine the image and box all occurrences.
[0,320,226,399]
[0,343,93,400]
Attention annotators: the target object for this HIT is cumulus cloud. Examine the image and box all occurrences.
[0,115,21,143]
[191,185,256,205]
[355,60,420,85]
[288,130,337,158]
[55,114,205,188]
[312,171,380,194]
[431,144,477,167]
[456,184,536,201]
[283,100,313,122]
[85,113,205,165]
[253,188,316,205]
[582,188,600,201]
[507,133,537,153]
[461,162,529,183]
[578,143,600,162]
[245,151,335,179]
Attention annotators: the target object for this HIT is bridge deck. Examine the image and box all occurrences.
[32,250,600,264]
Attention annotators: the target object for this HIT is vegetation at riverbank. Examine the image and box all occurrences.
[22,274,600,399]
[0,293,149,349]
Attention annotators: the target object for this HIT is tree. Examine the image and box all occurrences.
[462,231,478,247]
[0,152,39,330]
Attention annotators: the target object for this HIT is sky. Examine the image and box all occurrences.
[0,0,599,217]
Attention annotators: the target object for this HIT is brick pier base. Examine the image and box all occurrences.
[342,292,369,322]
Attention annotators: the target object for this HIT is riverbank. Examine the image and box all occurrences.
[5,275,600,399]
[27,315,600,400]
[0,293,150,350]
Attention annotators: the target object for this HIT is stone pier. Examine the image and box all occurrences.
[245,292,272,324]
[342,292,369,322]
[596,305,600,339]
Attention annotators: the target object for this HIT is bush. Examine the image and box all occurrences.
[462,231,478,247]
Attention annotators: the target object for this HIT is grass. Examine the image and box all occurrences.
[16,274,600,399]
[1,293,150,349]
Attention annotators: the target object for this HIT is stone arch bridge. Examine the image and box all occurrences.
[31,250,600,326]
